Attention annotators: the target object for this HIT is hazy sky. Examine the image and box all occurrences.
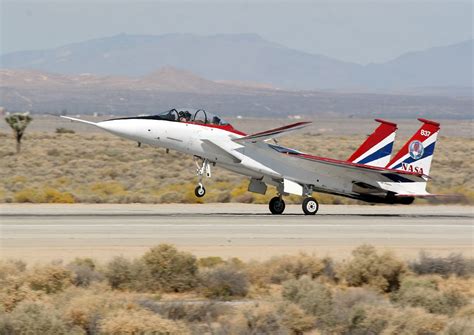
[1,0,472,64]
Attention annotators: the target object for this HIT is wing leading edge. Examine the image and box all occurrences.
[233,122,311,144]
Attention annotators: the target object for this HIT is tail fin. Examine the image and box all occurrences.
[347,119,397,167]
[386,118,440,176]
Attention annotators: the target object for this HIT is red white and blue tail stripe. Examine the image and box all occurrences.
[386,118,440,176]
[347,119,397,167]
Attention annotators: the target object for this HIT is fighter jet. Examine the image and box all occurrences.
[62,109,440,215]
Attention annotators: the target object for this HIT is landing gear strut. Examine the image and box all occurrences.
[302,197,319,215]
[194,157,211,198]
[269,196,286,215]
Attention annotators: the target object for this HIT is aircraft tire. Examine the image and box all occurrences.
[269,197,285,214]
[194,185,206,197]
[302,197,319,215]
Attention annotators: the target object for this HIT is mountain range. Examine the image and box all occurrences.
[0,67,471,119]
[1,33,472,92]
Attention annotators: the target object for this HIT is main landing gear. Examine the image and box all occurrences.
[269,196,286,214]
[268,194,319,215]
[194,157,211,198]
[302,197,319,215]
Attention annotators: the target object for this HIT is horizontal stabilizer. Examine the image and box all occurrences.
[233,122,311,144]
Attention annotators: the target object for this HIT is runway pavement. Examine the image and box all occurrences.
[1,204,472,262]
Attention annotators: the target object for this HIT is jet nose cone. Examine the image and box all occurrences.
[97,119,139,140]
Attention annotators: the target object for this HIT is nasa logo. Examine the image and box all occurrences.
[401,163,424,174]
[409,140,424,160]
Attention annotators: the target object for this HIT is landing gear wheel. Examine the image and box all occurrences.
[194,185,206,198]
[269,197,286,215]
[302,197,319,215]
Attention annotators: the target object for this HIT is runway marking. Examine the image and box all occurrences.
[2,224,472,228]
[1,214,472,219]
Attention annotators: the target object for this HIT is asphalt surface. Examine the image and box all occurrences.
[1,204,472,262]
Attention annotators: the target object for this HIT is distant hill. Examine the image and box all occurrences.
[1,33,471,92]
[0,68,471,119]
[362,39,473,89]
[0,67,262,94]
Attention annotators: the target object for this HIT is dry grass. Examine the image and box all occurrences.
[0,129,472,204]
[0,244,472,335]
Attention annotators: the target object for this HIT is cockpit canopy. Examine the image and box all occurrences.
[157,109,230,126]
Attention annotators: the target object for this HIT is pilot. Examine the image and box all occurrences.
[184,111,192,121]
[178,111,187,122]
[212,116,221,125]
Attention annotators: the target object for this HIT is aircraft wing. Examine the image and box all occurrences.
[200,139,242,163]
[233,122,311,144]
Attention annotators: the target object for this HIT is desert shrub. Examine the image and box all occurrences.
[338,244,406,292]
[138,300,227,323]
[282,276,333,326]
[13,188,43,203]
[99,309,190,335]
[382,306,448,334]
[455,305,474,319]
[321,256,337,282]
[346,305,447,335]
[159,191,183,203]
[278,302,316,335]
[262,253,326,284]
[47,148,61,156]
[0,282,44,313]
[104,256,134,290]
[392,277,468,315]
[1,301,75,335]
[442,318,474,335]
[410,251,473,277]
[56,127,75,134]
[199,265,249,299]
[104,256,153,291]
[217,303,288,335]
[90,182,126,197]
[330,287,388,331]
[0,260,26,282]
[13,187,75,203]
[198,256,225,268]
[67,258,103,287]
[27,265,72,294]
[63,293,105,334]
[142,244,198,292]
[61,287,149,334]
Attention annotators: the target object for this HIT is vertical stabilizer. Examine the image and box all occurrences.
[348,119,397,167]
[386,118,440,176]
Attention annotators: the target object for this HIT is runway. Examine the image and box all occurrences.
[1,204,472,262]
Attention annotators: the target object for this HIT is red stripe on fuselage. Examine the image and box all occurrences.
[182,121,247,136]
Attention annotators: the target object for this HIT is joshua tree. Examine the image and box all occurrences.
[5,112,33,154]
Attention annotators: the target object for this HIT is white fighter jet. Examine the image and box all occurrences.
[62,109,440,215]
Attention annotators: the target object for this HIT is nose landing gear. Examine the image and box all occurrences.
[194,157,211,198]
[195,184,206,197]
